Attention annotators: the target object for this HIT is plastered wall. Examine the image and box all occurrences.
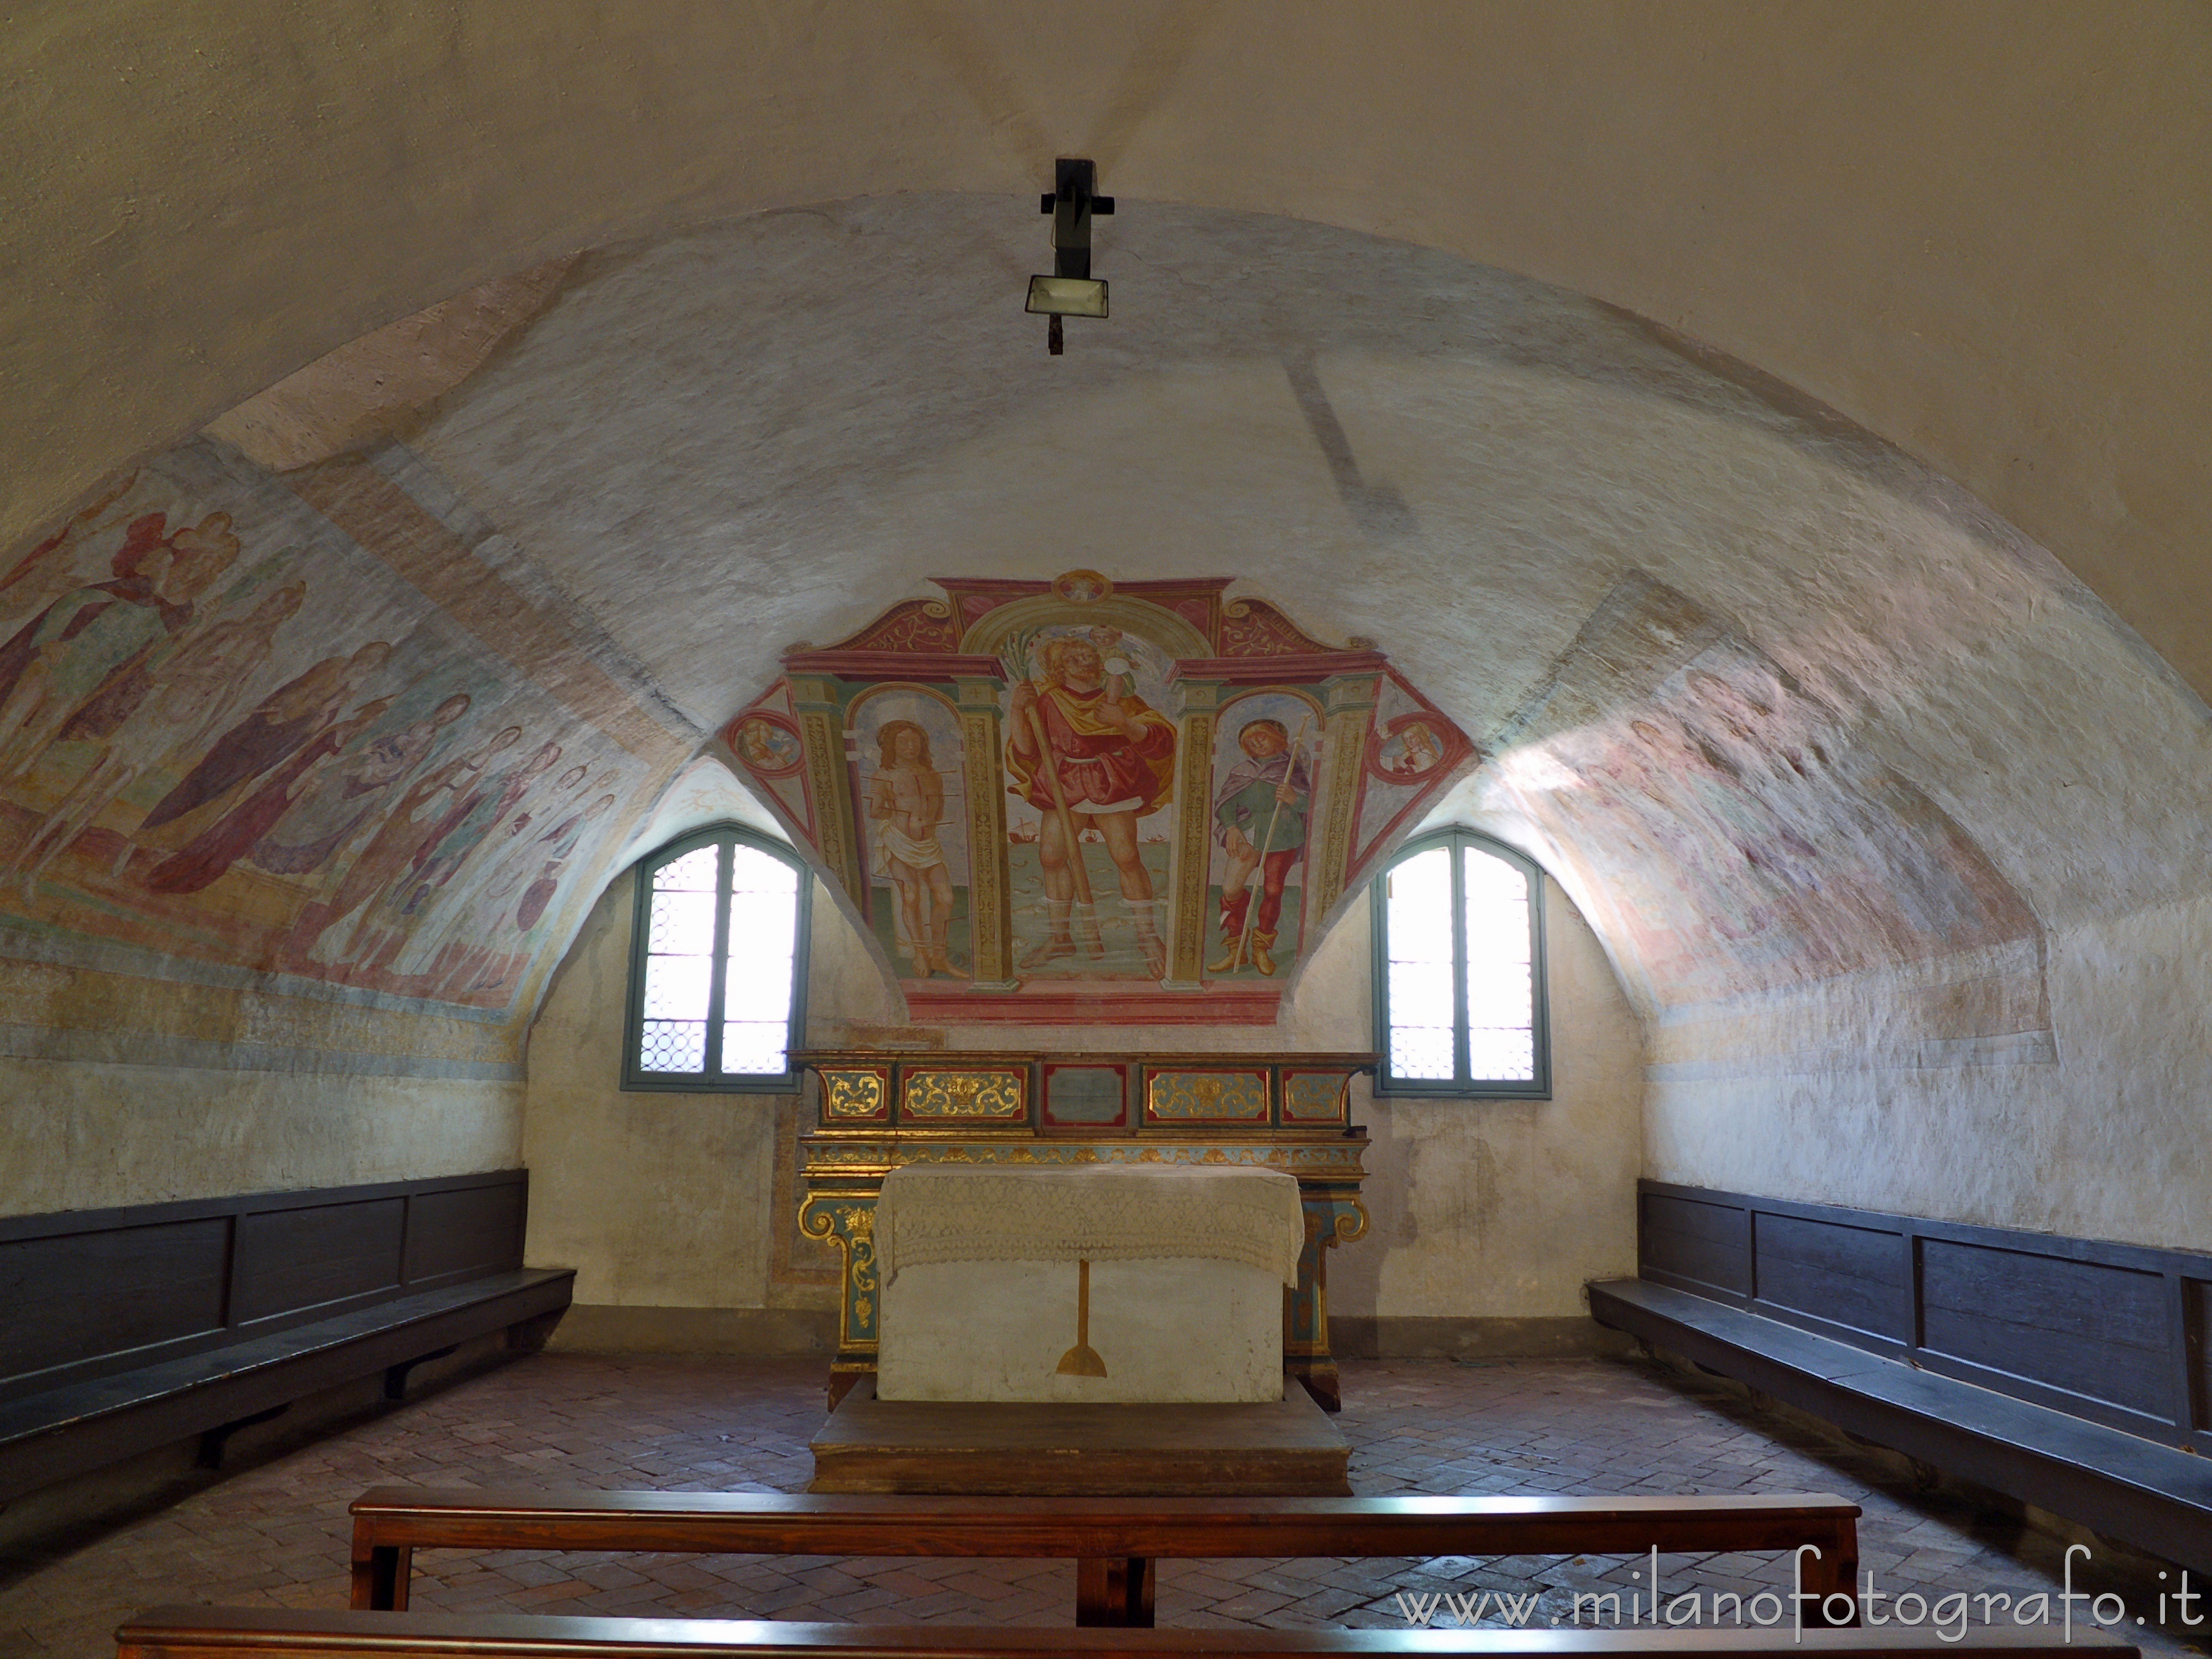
[0,1058,520,1215]
[1642,890,2212,1250]
[521,859,1644,1348]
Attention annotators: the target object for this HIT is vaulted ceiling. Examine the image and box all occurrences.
[5,4,2206,1065]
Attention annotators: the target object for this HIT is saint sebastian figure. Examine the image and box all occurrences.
[866,719,965,979]
[1006,635,1176,977]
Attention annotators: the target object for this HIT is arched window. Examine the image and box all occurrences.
[1371,829,1549,1098]
[624,825,811,1092]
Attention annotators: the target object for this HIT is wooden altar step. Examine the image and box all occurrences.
[806,1380,1351,1496]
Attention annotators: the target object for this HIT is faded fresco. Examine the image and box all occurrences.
[722,573,1473,1022]
[851,686,971,982]
[0,442,650,1014]
[1206,690,1326,979]
[1487,571,2043,1012]
[1002,624,1178,979]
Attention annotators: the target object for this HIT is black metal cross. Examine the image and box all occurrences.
[1040,157,1114,354]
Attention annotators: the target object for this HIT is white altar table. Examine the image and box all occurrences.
[873,1164,1307,1404]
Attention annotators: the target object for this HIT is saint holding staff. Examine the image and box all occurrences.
[1209,716,1314,977]
[1004,633,1176,979]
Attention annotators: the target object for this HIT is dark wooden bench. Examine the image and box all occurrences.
[116,1606,2135,1658]
[349,1488,1861,1629]
[0,1172,572,1503]
[1593,1180,2212,1579]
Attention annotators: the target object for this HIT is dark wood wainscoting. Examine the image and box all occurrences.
[0,1172,531,1406]
[0,1171,570,1502]
[1638,1180,2211,1452]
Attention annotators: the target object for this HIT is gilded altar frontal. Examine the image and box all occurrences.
[724,573,1472,1024]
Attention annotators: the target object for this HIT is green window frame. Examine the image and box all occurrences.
[623,823,811,1092]
[1370,827,1550,1099]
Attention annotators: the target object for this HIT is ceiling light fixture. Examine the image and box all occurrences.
[1027,157,1113,355]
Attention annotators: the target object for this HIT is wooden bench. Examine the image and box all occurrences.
[116,1606,2135,1659]
[0,1173,571,1504]
[1604,1184,2212,1579]
[349,1488,1861,1628]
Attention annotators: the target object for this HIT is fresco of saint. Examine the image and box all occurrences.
[867,719,964,980]
[1209,716,1314,977]
[1005,634,1176,977]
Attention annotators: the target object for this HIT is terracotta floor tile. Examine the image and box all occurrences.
[4,1352,2207,1657]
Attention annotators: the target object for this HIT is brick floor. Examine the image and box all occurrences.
[4,1352,2205,1657]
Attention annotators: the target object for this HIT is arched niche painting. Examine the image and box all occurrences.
[721,573,1476,1024]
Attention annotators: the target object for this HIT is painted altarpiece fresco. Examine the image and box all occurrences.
[722,573,1473,1024]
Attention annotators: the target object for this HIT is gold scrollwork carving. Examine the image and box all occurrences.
[1145,1071,1269,1120]
[901,1067,1027,1118]
[1281,1072,1349,1121]
[822,1068,889,1119]
[799,1197,880,1347]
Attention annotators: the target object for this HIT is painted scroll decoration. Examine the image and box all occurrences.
[721,573,1473,1023]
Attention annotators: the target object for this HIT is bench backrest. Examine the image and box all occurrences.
[350,1488,1861,1558]
[0,1172,528,1408]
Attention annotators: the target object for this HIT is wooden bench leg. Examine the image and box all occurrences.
[350,1543,413,1611]
[1798,1530,1860,1627]
[1076,1556,1155,1626]
[195,1403,289,1469]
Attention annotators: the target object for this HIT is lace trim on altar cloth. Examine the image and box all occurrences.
[872,1164,1307,1287]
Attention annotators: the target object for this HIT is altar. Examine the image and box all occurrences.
[795,1048,1373,1411]
[874,1164,1306,1403]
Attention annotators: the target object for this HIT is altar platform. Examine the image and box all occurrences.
[807,1377,1352,1495]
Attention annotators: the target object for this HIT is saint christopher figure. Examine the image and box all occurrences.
[1005,634,1176,978]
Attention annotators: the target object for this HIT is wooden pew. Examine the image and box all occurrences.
[117,1606,2135,1659]
[0,1173,569,1505]
[349,1488,1862,1629]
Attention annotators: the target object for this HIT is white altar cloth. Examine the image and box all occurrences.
[873,1165,1306,1404]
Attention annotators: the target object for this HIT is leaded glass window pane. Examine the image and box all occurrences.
[720,1020,789,1077]
[643,952,713,1020]
[655,845,720,891]
[724,948,794,1026]
[1385,846,1455,1081]
[646,886,717,956]
[1464,844,1536,1082]
[729,847,799,896]
[638,1019,706,1073]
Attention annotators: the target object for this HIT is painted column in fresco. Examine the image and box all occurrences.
[1164,680,1220,987]
[790,672,865,906]
[953,671,1014,988]
[1307,670,1383,926]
